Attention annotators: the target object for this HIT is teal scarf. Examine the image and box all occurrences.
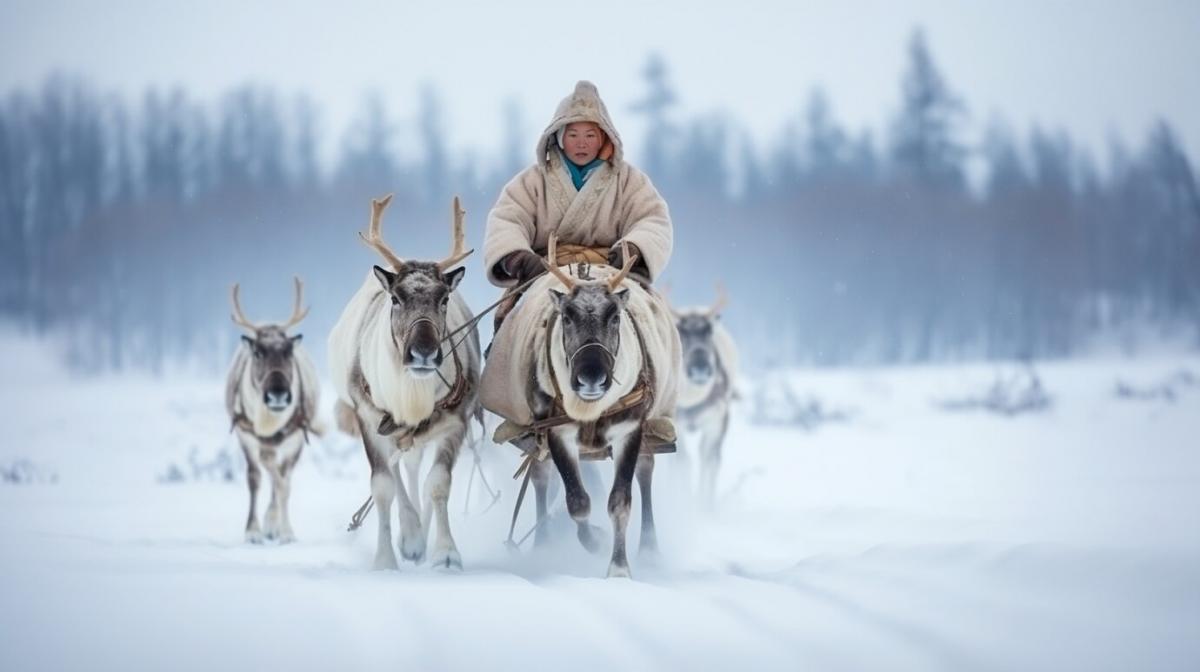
[559,147,605,191]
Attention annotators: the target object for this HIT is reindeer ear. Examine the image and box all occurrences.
[373,265,394,291]
[289,334,303,344]
[548,288,567,311]
[241,335,255,348]
[613,289,630,308]
[443,266,466,292]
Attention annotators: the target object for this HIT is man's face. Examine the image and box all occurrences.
[561,122,603,166]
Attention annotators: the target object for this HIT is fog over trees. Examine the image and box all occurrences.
[2,31,1197,374]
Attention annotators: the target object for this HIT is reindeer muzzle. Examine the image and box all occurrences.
[570,343,614,401]
[686,349,715,384]
[263,372,293,411]
[404,318,444,375]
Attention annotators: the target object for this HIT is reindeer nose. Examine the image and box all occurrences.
[408,346,442,369]
[574,371,610,400]
[264,389,292,409]
[687,363,714,382]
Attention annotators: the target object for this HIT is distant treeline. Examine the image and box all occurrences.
[1,30,1197,373]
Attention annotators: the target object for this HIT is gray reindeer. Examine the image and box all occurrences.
[225,277,321,543]
[667,283,739,508]
[328,195,481,571]
[503,237,680,578]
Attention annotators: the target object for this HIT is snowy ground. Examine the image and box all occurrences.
[2,337,1198,671]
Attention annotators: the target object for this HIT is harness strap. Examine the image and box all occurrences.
[229,404,310,447]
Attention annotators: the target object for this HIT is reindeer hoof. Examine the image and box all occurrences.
[399,532,427,564]
[577,523,604,554]
[431,546,463,571]
[245,529,264,544]
[372,551,400,572]
[277,530,296,545]
[639,544,661,566]
[606,563,632,579]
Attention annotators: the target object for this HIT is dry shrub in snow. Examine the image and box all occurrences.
[1115,369,1197,403]
[750,374,854,430]
[937,363,1052,416]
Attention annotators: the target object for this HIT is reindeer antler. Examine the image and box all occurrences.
[707,280,729,317]
[437,196,474,271]
[659,281,674,305]
[539,235,578,290]
[658,281,685,319]
[280,276,310,330]
[358,194,404,271]
[230,283,259,334]
[606,239,639,292]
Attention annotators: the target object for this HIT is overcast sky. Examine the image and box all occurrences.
[2,0,1198,169]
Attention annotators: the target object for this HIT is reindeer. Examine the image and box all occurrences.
[225,277,321,544]
[328,194,481,571]
[515,237,680,578]
[666,283,739,508]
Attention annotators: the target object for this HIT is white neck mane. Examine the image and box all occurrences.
[677,369,717,409]
[363,309,456,427]
[238,361,298,437]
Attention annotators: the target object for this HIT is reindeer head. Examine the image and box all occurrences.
[667,282,728,386]
[231,277,309,411]
[361,194,473,378]
[543,236,637,401]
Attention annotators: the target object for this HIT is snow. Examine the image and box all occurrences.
[1,338,1198,671]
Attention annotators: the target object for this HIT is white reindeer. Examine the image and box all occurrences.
[668,283,739,507]
[225,277,321,544]
[328,195,481,571]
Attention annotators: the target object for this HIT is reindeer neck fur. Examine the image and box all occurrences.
[237,359,299,437]
[542,314,642,422]
[678,369,718,409]
[363,296,457,428]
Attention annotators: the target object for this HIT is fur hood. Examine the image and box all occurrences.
[535,80,624,168]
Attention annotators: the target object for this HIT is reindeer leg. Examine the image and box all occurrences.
[262,448,284,541]
[636,452,659,561]
[672,424,696,502]
[240,439,263,544]
[426,429,464,570]
[402,449,422,522]
[531,457,555,548]
[547,428,601,554]
[698,407,730,511]
[390,453,425,564]
[607,428,643,578]
[365,434,399,571]
[273,436,302,544]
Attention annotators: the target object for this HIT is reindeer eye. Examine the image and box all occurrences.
[391,295,400,306]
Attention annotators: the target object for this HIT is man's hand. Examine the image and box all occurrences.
[504,250,547,282]
[608,241,652,286]
[607,241,642,268]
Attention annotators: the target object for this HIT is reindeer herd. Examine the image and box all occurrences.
[225,195,738,578]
